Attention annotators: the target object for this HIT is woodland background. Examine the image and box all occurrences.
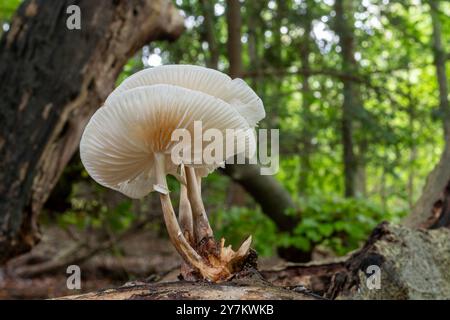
[0,0,449,299]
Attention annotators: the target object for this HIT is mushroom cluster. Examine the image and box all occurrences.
[80,65,265,281]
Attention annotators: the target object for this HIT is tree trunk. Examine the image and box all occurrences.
[0,0,184,264]
[298,0,313,194]
[226,0,243,79]
[407,68,417,209]
[334,0,360,198]
[199,0,219,69]
[405,0,450,228]
[247,3,261,91]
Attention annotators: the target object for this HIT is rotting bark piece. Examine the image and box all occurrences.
[329,222,450,299]
[261,222,450,300]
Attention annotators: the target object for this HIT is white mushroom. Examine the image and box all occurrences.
[80,78,262,281]
[104,65,264,247]
[105,64,265,127]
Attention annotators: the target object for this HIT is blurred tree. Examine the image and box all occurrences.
[298,0,314,193]
[199,0,219,68]
[406,0,450,228]
[334,0,364,198]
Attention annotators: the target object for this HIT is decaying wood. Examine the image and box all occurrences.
[56,277,318,300]
[332,222,450,299]
[0,0,184,264]
[271,222,450,300]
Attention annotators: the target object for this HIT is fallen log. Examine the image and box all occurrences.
[55,222,450,300]
[56,278,318,300]
[331,222,450,299]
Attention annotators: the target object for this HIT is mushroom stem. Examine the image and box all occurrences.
[178,180,197,279]
[186,166,214,244]
[153,154,204,271]
[197,173,202,197]
[179,183,194,242]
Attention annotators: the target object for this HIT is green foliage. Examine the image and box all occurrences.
[211,196,406,257]
[288,195,407,255]
[0,0,21,21]
[116,54,144,86]
[57,184,136,234]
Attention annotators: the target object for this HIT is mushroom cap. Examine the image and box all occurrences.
[105,64,265,127]
[80,84,255,199]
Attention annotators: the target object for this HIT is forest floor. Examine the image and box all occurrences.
[0,226,284,299]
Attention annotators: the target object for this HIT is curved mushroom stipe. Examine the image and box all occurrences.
[178,183,197,280]
[177,164,194,242]
[154,154,203,266]
[179,183,194,243]
[155,154,239,281]
[196,171,202,197]
[185,166,214,244]
[177,164,197,279]
[183,165,253,280]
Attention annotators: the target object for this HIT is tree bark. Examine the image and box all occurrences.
[405,0,450,228]
[329,222,450,299]
[0,0,184,264]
